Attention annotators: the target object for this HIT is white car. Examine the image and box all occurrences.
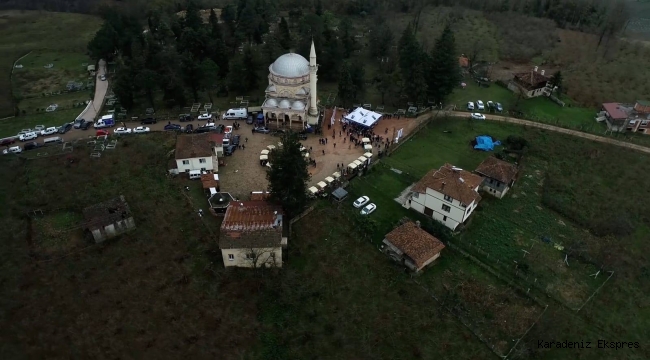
[34,125,45,132]
[467,101,475,110]
[2,146,22,155]
[17,129,33,136]
[471,113,486,120]
[40,127,58,136]
[353,196,370,208]
[360,203,377,215]
[19,132,37,141]
[133,126,150,134]
[476,100,485,110]
[198,113,213,120]
[114,127,132,135]
[100,74,106,81]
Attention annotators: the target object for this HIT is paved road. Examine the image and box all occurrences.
[78,59,108,122]
[450,111,650,155]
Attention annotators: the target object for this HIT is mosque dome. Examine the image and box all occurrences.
[270,53,310,78]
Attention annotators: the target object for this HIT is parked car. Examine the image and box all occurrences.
[216,124,225,133]
[232,134,241,146]
[179,114,193,122]
[185,124,194,133]
[476,100,485,110]
[58,123,72,134]
[353,196,370,208]
[73,119,86,129]
[133,126,150,134]
[246,115,254,124]
[224,145,237,156]
[360,203,377,215]
[40,127,57,136]
[18,129,33,136]
[100,74,106,81]
[253,127,271,134]
[467,101,475,111]
[164,124,182,131]
[198,113,213,121]
[471,113,486,120]
[496,103,503,112]
[141,118,157,124]
[486,101,494,110]
[0,138,15,146]
[194,126,215,134]
[34,125,45,132]
[19,132,37,141]
[114,127,132,135]
[2,146,22,155]
[23,142,40,151]
[81,121,91,130]
[96,129,110,136]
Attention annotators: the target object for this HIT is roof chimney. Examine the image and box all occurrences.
[441,181,446,189]
[541,69,545,76]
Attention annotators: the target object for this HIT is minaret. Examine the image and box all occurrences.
[308,40,318,116]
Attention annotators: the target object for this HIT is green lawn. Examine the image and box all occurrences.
[0,11,100,118]
[0,109,79,138]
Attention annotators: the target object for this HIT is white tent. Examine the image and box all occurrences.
[324,176,335,184]
[344,107,382,128]
[260,149,269,155]
[267,144,276,150]
[353,160,363,167]
[348,162,358,169]
[364,152,373,158]
[332,171,341,179]
[308,186,319,194]
[317,181,328,189]
[364,144,373,151]
[357,156,367,162]
[260,154,268,160]
[362,137,371,143]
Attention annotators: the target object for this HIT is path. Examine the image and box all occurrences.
[77,59,108,122]
[450,111,650,155]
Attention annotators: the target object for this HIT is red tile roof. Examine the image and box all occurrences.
[475,156,518,184]
[219,201,283,249]
[201,174,219,189]
[513,71,549,91]
[209,133,224,145]
[412,164,482,206]
[175,133,213,159]
[602,103,628,120]
[385,222,445,268]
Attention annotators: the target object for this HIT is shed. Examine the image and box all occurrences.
[267,144,276,150]
[348,162,358,170]
[317,181,328,190]
[383,221,445,272]
[364,152,373,158]
[353,160,363,167]
[331,187,348,202]
[362,137,371,144]
[260,149,270,155]
[260,154,269,161]
[364,144,373,151]
[332,172,341,179]
[308,186,319,195]
[83,195,136,243]
[324,176,335,184]
[357,156,367,163]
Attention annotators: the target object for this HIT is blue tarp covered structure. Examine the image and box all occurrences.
[474,136,501,151]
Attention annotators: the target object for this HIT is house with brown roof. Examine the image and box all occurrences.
[219,201,287,268]
[383,221,445,272]
[404,163,483,231]
[475,156,519,199]
[175,133,219,174]
[82,195,136,243]
[507,67,550,98]
[600,100,650,134]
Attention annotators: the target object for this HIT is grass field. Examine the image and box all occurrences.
[0,11,100,118]
[0,108,79,138]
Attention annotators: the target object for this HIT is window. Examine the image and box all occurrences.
[246,253,255,259]
[182,160,189,165]
[443,195,453,202]
[424,207,433,216]
[441,204,451,212]
[201,168,206,171]
[443,216,447,222]
[199,158,207,164]
[228,254,234,261]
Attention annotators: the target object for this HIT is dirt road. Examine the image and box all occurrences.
[450,111,650,155]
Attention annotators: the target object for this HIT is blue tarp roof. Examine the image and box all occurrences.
[474,136,501,151]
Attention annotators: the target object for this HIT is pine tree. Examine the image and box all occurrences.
[427,24,460,104]
[278,17,292,50]
[340,17,356,58]
[267,132,311,219]
[183,0,202,31]
[550,71,563,95]
[315,0,323,16]
[337,61,356,107]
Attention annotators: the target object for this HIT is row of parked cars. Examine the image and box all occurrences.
[467,100,503,112]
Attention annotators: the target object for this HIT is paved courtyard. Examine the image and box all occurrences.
[218,109,430,200]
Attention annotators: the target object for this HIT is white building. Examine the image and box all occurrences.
[262,41,319,130]
[403,163,483,231]
[174,133,219,173]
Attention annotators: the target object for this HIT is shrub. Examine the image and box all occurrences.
[504,136,528,151]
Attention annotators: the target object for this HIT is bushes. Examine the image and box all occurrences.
[504,135,529,151]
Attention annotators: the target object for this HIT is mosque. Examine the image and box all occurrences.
[262,41,319,130]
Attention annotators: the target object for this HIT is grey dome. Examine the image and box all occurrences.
[270,53,309,78]
[292,101,305,110]
[264,98,278,108]
[279,100,291,109]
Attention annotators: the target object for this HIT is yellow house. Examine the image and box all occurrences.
[219,201,286,268]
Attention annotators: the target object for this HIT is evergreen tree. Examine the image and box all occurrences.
[340,17,356,58]
[337,61,356,107]
[319,26,342,81]
[199,59,220,102]
[88,22,119,60]
[278,17,292,50]
[398,24,419,76]
[267,132,311,219]
[183,0,203,31]
[242,45,259,91]
[369,21,393,59]
[315,0,323,16]
[550,71,564,95]
[135,68,158,107]
[227,56,247,93]
[427,24,460,104]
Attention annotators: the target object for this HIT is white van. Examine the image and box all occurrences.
[189,170,201,180]
[223,108,248,120]
[43,136,63,145]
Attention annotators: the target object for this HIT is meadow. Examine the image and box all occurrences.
[0,10,99,118]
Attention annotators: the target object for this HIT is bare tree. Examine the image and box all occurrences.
[242,247,279,268]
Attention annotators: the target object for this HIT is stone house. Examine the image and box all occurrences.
[382,221,445,272]
[82,195,136,243]
[474,156,519,199]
